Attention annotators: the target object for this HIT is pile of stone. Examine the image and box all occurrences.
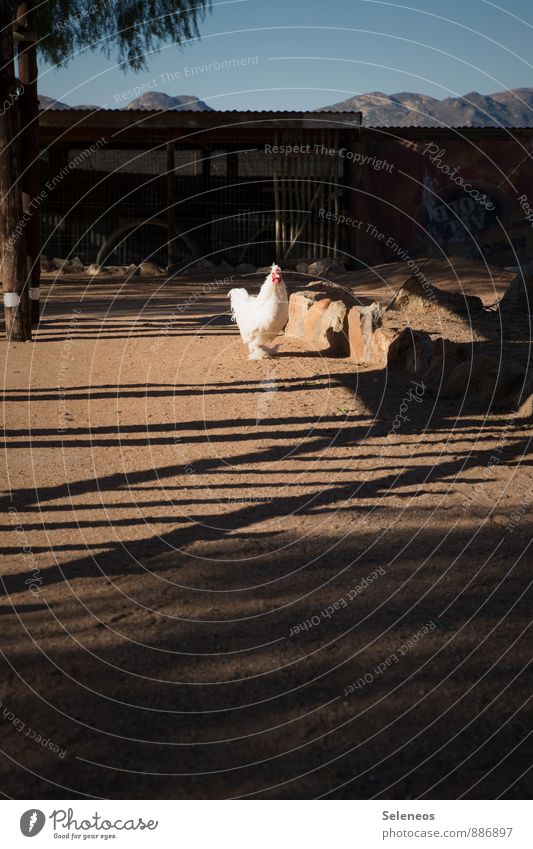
[388,328,532,419]
[285,281,389,366]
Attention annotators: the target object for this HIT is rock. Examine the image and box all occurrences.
[86,264,109,275]
[217,260,234,273]
[388,275,483,315]
[236,263,256,275]
[296,261,310,274]
[515,392,533,420]
[139,261,164,277]
[287,290,386,363]
[106,265,128,274]
[286,291,349,355]
[304,280,359,307]
[52,256,85,274]
[125,263,140,276]
[286,291,328,340]
[441,355,499,398]
[53,257,84,272]
[387,328,433,377]
[193,258,216,272]
[499,260,533,313]
[347,302,384,365]
[307,258,346,277]
[40,256,54,272]
[304,298,349,356]
[389,327,531,412]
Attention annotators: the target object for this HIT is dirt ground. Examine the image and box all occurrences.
[1,259,532,800]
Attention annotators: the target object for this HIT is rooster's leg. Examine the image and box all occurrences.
[248,339,272,360]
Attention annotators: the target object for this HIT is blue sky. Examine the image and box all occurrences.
[39,0,533,109]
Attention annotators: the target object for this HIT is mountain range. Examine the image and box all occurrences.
[38,88,533,126]
[318,88,533,126]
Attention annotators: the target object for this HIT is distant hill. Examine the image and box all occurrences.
[38,95,72,110]
[38,92,213,112]
[318,88,533,127]
[37,88,533,124]
[125,92,213,111]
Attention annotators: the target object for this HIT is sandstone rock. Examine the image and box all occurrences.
[307,258,345,278]
[347,302,384,365]
[304,280,359,307]
[139,261,164,277]
[303,298,349,356]
[286,291,326,339]
[236,263,256,275]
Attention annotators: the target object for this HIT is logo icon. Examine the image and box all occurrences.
[20,810,46,837]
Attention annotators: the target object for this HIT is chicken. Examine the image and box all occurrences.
[228,264,289,360]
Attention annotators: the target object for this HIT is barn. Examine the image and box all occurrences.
[38,107,533,272]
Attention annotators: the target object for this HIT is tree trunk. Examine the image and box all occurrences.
[17,0,41,324]
[0,0,31,341]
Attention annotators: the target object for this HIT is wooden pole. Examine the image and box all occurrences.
[0,0,31,341]
[166,141,176,270]
[17,0,40,323]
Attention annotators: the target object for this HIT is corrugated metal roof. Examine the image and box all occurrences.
[38,107,362,115]
[364,124,533,130]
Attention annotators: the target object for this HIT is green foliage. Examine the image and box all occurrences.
[25,0,210,70]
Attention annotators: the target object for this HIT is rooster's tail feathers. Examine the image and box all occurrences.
[228,288,251,322]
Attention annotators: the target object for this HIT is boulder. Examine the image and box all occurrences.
[86,264,109,275]
[388,327,532,411]
[53,256,84,273]
[286,290,328,340]
[217,260,235,273]
[236,263,256,275]
[304,280,359,307]
[288,290,386,363]
[499,260,533,313]
[40,255,54,272]
[139,261,164,277]
[303,298,350,356]
[347,303,385,366]
[387,328,433,377]
[515,392,533,420]
[307,258,345,277]
[388,275,483,315]
[194,258,216,272]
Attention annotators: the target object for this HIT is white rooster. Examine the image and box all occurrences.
[228,264,289,360]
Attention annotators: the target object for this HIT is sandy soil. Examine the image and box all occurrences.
[1,260,532,799]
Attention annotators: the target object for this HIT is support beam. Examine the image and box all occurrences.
[0,0,31,341]
[17,0,41,324]
[166,141,177,269]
